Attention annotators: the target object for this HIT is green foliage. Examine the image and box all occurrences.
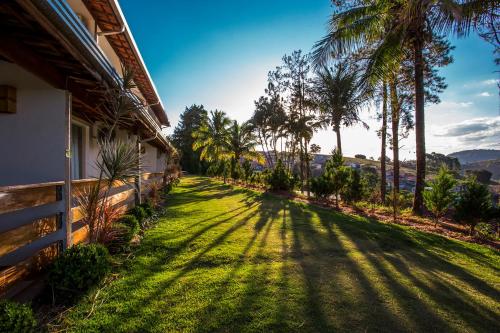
[324,150,349,207]
[47,244,110,302]
[266,159,297,191]
[454,177,492,234]
[192,110,232,163]
[97,139,140,186]
[118,214,140,242]
[387,190,414,209]
[163,177,180,197]
[171,105,208,173]
[128,206,146,223]
[0,300,37,333]
[361,169,380,201]
[241,160,253,184]
[310,176,334,199]
[475,222,497,241]
[342,168,363,203]
[424,166,457,222]
[140,202,154,218]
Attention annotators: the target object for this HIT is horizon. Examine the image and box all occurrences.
[119,0,500,160]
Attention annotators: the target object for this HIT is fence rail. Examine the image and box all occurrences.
[0,172,164,298]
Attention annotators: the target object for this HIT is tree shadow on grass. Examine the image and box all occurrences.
[65,179,499,333]
[315,207,499,332]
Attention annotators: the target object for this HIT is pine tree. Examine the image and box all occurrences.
[423,166,457,226]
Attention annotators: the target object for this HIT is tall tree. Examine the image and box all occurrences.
[380,81,388,204]
[311,0,469,215]
[192,110,231,163]
[227,120,263,178]
[281,50,317,195]
[313,61,370,155]
[171,105,208,173]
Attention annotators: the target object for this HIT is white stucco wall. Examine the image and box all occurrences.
[141,143,157,173]
[0,61,66,186]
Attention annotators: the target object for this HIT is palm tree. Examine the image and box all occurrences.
[227,120,263,172]
[192,110,232,163]
[312,0,491,215]
[314,62,370,155]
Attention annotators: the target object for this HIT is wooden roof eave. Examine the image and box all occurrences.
[81,0,169,127]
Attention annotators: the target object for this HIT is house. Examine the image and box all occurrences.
[0,0,177,299]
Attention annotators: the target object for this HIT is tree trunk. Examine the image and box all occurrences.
[305,140,310,198]
[389,78,400,220]
[334,124,342,155]
[412,33,426,216]
[380,82,388,204]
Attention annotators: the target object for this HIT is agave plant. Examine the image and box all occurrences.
[76,67,145,245]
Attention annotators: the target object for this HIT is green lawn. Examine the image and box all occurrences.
[62,176,499,333]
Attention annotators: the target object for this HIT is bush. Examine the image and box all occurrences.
[128,206,146,223]
[324,150,349,208]
[47,244,110,302]
[386,190,413,209]
[311,176,333,199]
[423,166,457,225]
[342,168,363,203]
[140,202,154,218]
[266,160,297,191]
[118,214,139,241]
[0,300,37,333]
[475,222,497,241]
[454,176,492,235]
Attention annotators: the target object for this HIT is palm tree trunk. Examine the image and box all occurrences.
[334,124,342,155]
[389,78,400,220]
[380,82,388,204]
[305,139,310,198]
[412,33,426,216]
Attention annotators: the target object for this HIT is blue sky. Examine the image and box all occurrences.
[120,0,499,159]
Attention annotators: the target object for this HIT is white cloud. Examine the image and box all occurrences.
[482,79,499,86]
[463,78,499,88]
[478,92,493,97]
[432,116,500,151]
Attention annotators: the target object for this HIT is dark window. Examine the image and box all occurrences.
[71,124,84,179]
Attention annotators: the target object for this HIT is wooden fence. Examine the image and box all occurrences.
[0,172,163,299]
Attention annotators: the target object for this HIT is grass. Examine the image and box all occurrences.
[60,176,499,333]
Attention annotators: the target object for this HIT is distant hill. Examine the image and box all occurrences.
[462,159,500,181]
[448,149,500,165]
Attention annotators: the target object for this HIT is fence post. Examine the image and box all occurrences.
[135,130,142,205]
[63,92,72,248]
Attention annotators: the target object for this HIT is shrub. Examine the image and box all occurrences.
[0,300,37,333]
[242,160,253,184]
[266,159,296,191]
[324,149,349,208]
[140,202,154,218]
[475,222,497,241]
[387,190,413,209]
[47,244,110,303]
[423,166,457,225]
[454,176,492,235]
[118,214,140,241]
[361,169,379,202]
[128,206,146,223]
[311,176,333,199]
[354,154,366,159]
[342,168,363,203]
